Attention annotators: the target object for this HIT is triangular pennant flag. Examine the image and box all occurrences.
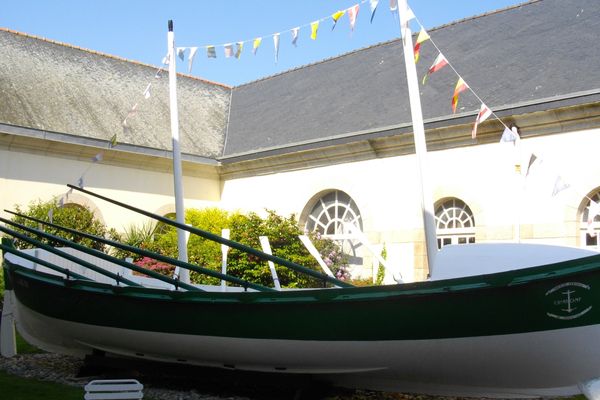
[162,53,170,65]
[291,27,300,47]
[331,10,345,30]
[413,28,430,63]
[422,53,448,84]
[188,47,198,72]
[500,126,520,143]
[122,103,138,127]
[143,83,152,99]
[77,176,84,188]
[471,103,492,139]
[525,153,538,176]
[273,33,280,63]
[253,37,262,55]
[154,69,163,79]
[235,42,244,59]
[176,47,186,61]
[551,175,570,197]
[224,43,234,58]
[451,78,468,113]
[369,0,379,23]
[310,21,319,40]
[206,45,216,58]
[348,5,360,31]
[109,133,118,148]
[400,6,415,27]
[92,152,103,163]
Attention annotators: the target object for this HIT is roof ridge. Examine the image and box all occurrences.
[233,0,544,88]
[0,27,232,89]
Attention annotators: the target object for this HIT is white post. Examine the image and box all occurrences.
[1,290,17,357]
[220,229,230,291]
[167,20,189,283]
[298,235,335,278]
[259,236,281,290]
[397,0,438,276]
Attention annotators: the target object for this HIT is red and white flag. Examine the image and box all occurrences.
[422,53,448,84]
[451,78,468,113]
[472,103,492,139]
[348,5,360,31]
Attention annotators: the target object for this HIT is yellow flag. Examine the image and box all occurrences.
[253,37,262,55]
[331,10,345,30]
[310,21,319,40]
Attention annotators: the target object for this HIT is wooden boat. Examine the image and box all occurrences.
[2,193,600,397]
[4,3,600,398]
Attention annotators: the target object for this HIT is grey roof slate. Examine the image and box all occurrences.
[0,29,231,159]
[224,0,600,158]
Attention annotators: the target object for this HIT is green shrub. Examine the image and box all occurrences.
[140,208,348,288]
[8,199,108,252]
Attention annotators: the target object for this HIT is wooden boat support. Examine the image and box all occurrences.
[65,184,354,288]
[0,216,271,292]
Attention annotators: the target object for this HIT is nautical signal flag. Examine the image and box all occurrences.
[451,78,468,113]
[253,37,262,55]
[291,27,300,46]
[413,28,430,63]
[422,53,448,84]
[472,103,492,139]
[311,21,320,40]
[348,5,360,31]
[331,10,345,30]
[369,0,379,23]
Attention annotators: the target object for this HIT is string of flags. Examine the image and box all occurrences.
[175,0,394,68]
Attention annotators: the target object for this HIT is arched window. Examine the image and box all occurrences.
[435,198,475,249]
[580,190,600,250]
[304,190,363,263]
[155,212,176,236]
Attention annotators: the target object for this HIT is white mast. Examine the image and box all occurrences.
[397,0,438,275]
[167,20,189,283]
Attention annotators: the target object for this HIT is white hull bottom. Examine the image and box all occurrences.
[14,298,600,398]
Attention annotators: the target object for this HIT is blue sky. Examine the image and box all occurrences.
[2,1,523,86]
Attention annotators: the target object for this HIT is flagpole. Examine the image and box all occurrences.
[397,0,438,276]
[167,20,189,284]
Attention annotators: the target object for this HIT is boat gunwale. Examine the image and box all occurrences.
[5,250,600,304]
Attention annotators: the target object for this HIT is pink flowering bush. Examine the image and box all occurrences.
[133,256,174,277]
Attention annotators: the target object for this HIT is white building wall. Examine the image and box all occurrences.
[0,148,221,231]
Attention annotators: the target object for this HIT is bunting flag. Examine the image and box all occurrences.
[451,78,468,113]
[207,46,217,58]
[331,10,345,30]
[109,133,118,148]
[500,126,520,143]
[551,175,570,197]
[122,103,138,127]
[422,53,448,84]
[177,47,186,61]
[224,43,234,58]
[369,0,379,23]
[525,153,539,176]
[188,47,198,72]
[471,103,492,139]
[273,33,280,63]
[253,37,262,54]
[413,28,430,63]
[588,200,600,237]
[235,42,243,58]
[310,21,319,40]
[390,0,398,13]
[348,5,360,31]
[291,27,300,47]
[143,83,152,99]
[154,69,163,79]
[92,152,103,163]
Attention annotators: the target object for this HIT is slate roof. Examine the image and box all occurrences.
[223,0,600,159]
[0,28,231,159]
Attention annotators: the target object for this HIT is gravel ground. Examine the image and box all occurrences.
[0,351,435,400]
